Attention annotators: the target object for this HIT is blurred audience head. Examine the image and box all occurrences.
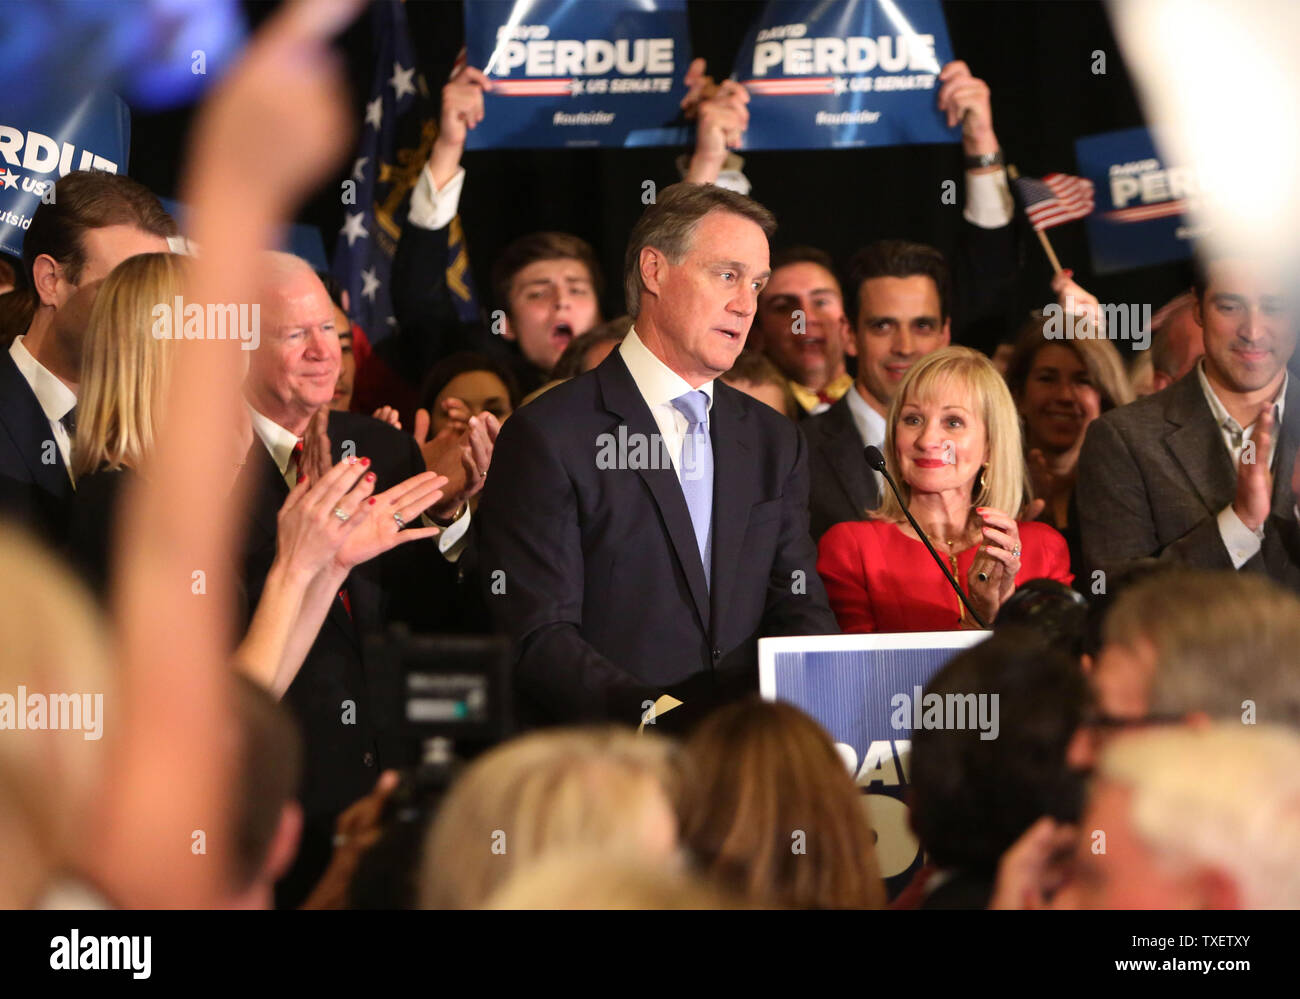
[719,350,798,418]
[74,251,186,478]
[678,698,886,909]
[1005,313,1133,457]
[0,254,17,294]
[874,345,1026,522]
[21,170,174,357]
[843,239,952,415]
[1147,290,1204,393]
[246,252,342,435]
[551,315,630,380]
[485,851,730,909]
[418,351,519,435]
[1087,569,1300,740]
[909,631,1088,897]
[756,246,851,391]
[490,231,603,373]
[419,728,679,909]
[1190,254,1296,395]
[624,182,775,384]
[993,579,1089,661]
[227,675,302,909]
[1058,724,1300,909]
[318,272,354,411]
[0,525,114,907]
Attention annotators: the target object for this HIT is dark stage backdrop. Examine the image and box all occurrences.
[127,0,1190,352]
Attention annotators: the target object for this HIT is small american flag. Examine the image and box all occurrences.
[1013,173,1096,230]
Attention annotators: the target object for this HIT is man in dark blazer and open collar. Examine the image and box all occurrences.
[476,183,839,730]
[1077,256,1300,590]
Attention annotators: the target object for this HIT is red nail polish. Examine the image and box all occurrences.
[361,457,370,466]
[368,497,376,505]
[365,472,375,482]
[297,474,306,483]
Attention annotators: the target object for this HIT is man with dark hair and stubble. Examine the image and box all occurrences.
[0,170,175,545]
[1077,253,1300,589]
[477,182,838,729]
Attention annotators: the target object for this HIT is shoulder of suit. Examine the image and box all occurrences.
[1095,378,1185,435]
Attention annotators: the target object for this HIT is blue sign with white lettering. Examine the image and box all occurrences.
[1075,126,1201,274]
[759,632,989,894]
[733,0,958,150]
[0,91,131,258]
[463,0,692,149]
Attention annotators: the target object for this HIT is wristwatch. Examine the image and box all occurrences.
[964,148,1004,170]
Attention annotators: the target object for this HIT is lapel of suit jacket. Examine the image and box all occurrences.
[708,383,760,635]
[1163,373,1237,514]
[0,349,72,500]
[597,353,711,632]
[1269,375,1300,517]
[818,394,877,516]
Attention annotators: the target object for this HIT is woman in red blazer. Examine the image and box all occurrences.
[818,347,1072,633]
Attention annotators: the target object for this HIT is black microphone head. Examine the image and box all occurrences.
[863,445,887,471]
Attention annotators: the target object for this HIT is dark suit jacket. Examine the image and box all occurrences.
[475,348,839,729]
[239,409,449,905]
[0,348,73,546]
[1076,369,1300,589]
[803,393,879,542]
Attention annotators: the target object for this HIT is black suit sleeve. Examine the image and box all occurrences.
[952,217,1020,355]
[763,424,840,637]
[476,409,659,723]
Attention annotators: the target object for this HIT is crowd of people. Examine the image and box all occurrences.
[1,0,1298,911]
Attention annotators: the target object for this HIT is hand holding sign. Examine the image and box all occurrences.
[936,60,998,157]
[430,64,494,189]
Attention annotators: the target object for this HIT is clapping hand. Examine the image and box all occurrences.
[968,506,1023,622]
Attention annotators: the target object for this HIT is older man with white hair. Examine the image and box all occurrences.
[239,252,498,905]
[994,724,1300,909]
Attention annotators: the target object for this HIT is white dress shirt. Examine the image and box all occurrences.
[1195,358,1288,567]
[963,169,1015,229]
[9,335,77,485]
[408,163,466,232]
[618,327,713,482]
[246,404,469,557]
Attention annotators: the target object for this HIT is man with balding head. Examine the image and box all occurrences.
[239,253,496,905]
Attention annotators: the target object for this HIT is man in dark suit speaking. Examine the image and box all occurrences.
[477,183,839,728]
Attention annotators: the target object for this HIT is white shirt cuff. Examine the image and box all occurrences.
[963,168,1014,229]
[408,163,465,231]
[1218,504,1263,568]
[435,504,472,562]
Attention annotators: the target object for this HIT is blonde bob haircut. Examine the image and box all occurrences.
[73,252,186,479]
[872,345,1028,522]
[419,727,679,909]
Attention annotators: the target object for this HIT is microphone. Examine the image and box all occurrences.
[864,445,990,630]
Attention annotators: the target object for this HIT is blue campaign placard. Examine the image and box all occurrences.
[759,631,989,892]
[463,0,691,149]
[1075,126,1203,274]
[733,0,958,150]
[0,91,131,257]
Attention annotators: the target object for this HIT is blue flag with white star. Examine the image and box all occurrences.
[333,0,480,346]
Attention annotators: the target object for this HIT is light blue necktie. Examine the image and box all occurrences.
[671,390,713,588]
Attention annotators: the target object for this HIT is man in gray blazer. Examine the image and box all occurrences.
[1077,257,1300,589]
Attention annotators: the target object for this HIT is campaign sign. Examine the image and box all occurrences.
[464,0,691,149]
[759,631,990,894]
[733,0,958,150]
[0,91,130,258]
[1075,126,1203,274]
